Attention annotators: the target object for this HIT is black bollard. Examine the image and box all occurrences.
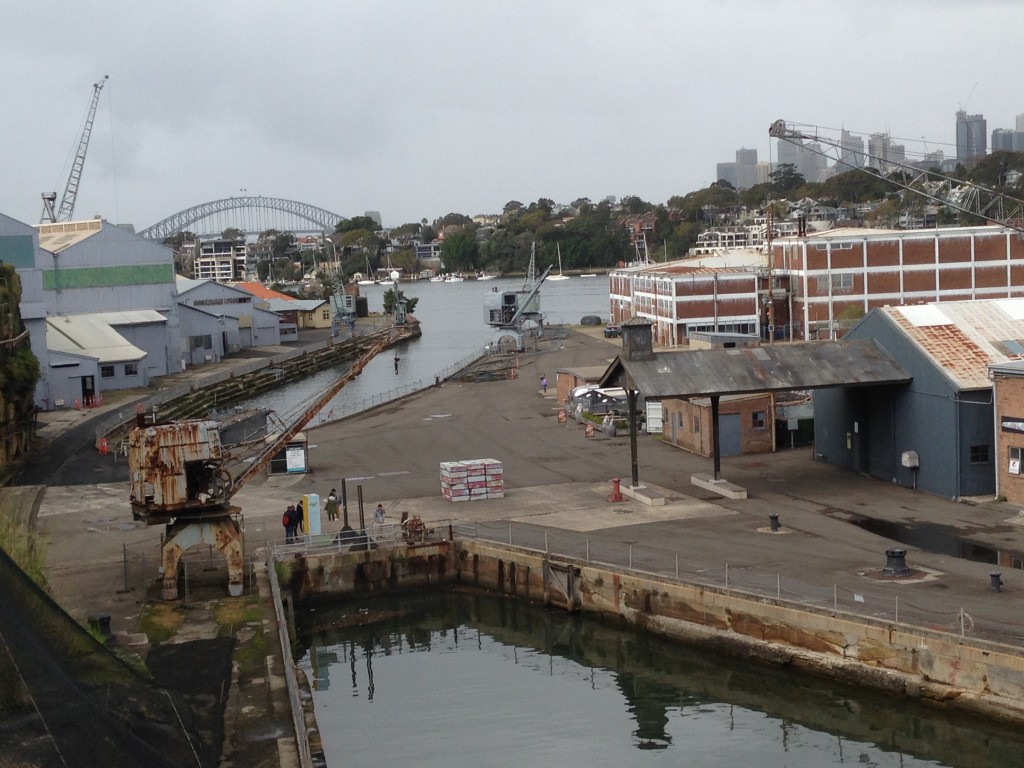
[769,513,780,532]
[883,548,911,577]
[990,571,1003,593]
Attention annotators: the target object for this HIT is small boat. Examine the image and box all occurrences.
[429,274,445,282]
[579,273,597,278]
[476,271,497,281]
[547,244,570,281]
[444,274,464,283]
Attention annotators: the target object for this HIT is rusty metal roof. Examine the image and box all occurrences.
[883,300,1024,390]
[599,340,910,398]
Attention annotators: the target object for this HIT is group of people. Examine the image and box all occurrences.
[281,489,386,543]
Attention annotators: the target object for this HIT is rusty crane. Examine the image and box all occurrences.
[128,335,392,599]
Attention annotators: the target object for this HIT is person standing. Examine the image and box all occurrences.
[325,489,339,522]
[283,504,297,543]
[540,375,548,394]
[374,503,385,524]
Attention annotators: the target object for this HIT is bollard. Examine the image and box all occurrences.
[883,548,911,577]
[87,612,112,640]
[98,437,108,455]
[585,423,595,438]
[990,571,1003,592]
[769,513,779,532]
[608,477,624,503]
[558,409,567,424]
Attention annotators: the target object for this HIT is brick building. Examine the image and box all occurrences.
[609,225,1024,348]
[989,362,1024,505]
[661,394,774,458]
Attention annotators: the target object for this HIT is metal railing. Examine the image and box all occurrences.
[268,517,1024,648]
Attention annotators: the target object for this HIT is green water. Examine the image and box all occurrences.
[295,590,1024,767]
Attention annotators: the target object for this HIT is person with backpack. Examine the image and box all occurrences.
[283,504,297,543]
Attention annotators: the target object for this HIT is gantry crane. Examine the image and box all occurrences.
[769,119,1024,237]
[41,75,109,223]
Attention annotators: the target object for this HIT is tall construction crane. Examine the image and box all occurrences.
[41,75,109,223]
[769,119,1024,237]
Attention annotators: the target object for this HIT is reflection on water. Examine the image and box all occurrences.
[241,277,612,423]
[296,591,1024,767]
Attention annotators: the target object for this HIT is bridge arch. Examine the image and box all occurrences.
[138,196,347,240]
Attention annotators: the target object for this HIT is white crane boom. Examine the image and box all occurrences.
[769,119,1024,236]
[41,75,109,223]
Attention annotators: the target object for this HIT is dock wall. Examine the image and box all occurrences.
[284,537,1024,725]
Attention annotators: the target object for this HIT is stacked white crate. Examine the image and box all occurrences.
[440,458,504,502]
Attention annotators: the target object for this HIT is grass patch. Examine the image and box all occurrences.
[214,594,263,629]
[275,559,294,588]
[138,602,185,644]
[0,496,48,590]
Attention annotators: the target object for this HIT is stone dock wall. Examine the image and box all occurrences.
[285,537,1024,726]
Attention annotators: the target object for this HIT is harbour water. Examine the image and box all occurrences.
[296,591,1024,768]
[243,277,612,423]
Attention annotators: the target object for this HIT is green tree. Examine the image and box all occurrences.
[221,227,245,241]
[162,231,196,251]
[770,163,805,194]
[335,216,379,234]
[382,286,419,315]
[440,228,479,272]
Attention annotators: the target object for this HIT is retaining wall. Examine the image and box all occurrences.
[284,538,1024,725]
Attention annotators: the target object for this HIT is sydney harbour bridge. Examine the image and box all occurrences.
[137,196,348,241]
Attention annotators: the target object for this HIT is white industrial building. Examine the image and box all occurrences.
[175,277,282,365]
[0,213,287,410]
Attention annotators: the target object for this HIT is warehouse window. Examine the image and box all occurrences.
[752,411,767,430]
[970,445,990,464]
[100,365,114,378]
[1009,446,1022,475]
[124,362,138,376]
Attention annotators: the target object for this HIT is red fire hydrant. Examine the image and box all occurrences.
[607,477,624,503]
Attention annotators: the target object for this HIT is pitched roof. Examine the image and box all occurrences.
[233,282,294,300]
[880,299,1024,390]
[46,313,150,363]
[600,340,909,398]
[35,218,103,253]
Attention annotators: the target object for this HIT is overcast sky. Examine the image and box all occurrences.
[3,1,1022,231]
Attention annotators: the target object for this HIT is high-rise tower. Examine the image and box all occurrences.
[956,110,987,164]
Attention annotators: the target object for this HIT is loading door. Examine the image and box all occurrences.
[720,413,741,457]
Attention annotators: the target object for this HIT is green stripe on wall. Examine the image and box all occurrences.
[42,264,174,290]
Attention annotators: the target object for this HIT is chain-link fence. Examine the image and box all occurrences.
[121,536,260,604]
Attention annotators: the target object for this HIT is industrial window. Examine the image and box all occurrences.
[752,411,767,430]
[693,414,700,433]
[100,365,114,378]
[830,273,853,291]
[970,444,991,464]
[124,362,138,376]
[322,309,330,321]
[190,335,213,351]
